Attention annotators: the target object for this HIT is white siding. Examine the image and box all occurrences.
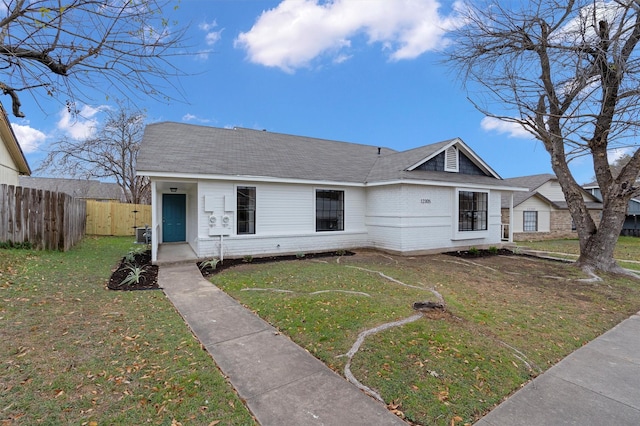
[513,197,552,233]
[196,181,368,258]
[367,184,504,253]
[0,138,19,185]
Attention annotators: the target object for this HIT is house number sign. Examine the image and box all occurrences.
[420,198,431,204]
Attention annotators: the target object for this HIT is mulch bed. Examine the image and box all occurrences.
[108,249,354,291]
[108,250,159,291]
[445,248,515,258]
[198,251,355,278]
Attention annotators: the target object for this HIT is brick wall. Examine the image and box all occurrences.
[512,209,601,241]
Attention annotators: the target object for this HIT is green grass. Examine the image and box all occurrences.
[517,236,640,271]
[0,236,255,425]
[211,251,640,425]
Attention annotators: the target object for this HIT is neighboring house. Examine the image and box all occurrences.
[501,174,602,240]
[18,176,125,202]
[137,123,528,263]
[0,103,30,185]
[583,182,640,235]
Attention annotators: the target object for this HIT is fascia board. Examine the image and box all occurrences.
[137,171,365,187]
[365,178,529,192]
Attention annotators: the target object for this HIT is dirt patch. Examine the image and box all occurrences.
[445,248,515,258]
[108,250,159,291]
[198,251,355,278]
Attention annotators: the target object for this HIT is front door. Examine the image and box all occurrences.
[162,194,186,242]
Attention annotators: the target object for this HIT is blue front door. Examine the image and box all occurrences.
[162,194,186,242]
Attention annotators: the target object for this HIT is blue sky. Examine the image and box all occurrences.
[10,0,597,184]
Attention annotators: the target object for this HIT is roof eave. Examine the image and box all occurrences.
[0,103,30,175]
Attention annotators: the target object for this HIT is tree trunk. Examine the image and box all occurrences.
[576,197,628,273]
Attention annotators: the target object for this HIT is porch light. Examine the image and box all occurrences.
[170,187,177,192]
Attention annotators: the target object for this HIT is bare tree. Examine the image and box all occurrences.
[0,0,186,118]
[448,0,640,274]
[38,103,149,204]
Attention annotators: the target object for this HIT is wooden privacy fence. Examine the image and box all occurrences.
[86,200,151,236]
[0,184,86,251]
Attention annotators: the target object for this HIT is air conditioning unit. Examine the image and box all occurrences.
[136,227,151,244]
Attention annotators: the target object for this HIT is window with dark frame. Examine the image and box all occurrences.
[458,191,488,231]
[237,186,256,234]
[523,211,538,232]
[316,190,344,231]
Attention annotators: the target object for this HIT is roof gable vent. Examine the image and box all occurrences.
[445,146,459,172]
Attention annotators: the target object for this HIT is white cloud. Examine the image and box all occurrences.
[607,147,633,164]
[480,117,533,139]
[182,113,210,123]
[200,20,222,46]
[196,20,223,60]
[11,123,46,153]
[235,0,462,72]
[57,104,106,140]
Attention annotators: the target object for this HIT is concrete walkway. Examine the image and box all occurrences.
[476,311,640,425]
[159,263,406,426]
[160,262,640,426]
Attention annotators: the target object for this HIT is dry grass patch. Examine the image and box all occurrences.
[211,250,640,425]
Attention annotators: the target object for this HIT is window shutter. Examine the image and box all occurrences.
[445,146,458,172]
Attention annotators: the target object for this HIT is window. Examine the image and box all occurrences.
[237,186,256,234]
[523,211,538,232]
[316,190,344,231]
[458,191,487,231]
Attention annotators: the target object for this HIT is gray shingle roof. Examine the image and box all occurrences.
[19,176,124,201]
[138,123,517,188]
[501,173,602,209]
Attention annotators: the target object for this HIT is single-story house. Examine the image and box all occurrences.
[137,123,527,264]
[18,176,125,202]
[583,182,640,235]
[0,102,30,185]
[501,174,602,241]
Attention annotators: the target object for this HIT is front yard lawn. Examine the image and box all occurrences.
[517,236,640,271]
[209,249,640,425]
[0,236,255,426]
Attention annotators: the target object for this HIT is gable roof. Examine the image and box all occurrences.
[19,176,124,201]
[138,123,523,190]
[0,102,30,176]
[502,173,602,209]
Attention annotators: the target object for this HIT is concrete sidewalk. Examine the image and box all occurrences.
[476,311,640,425]
[159,263,406,426]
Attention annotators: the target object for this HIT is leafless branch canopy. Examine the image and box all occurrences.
[0,0,187,117]
[448,0,640,272]
[38,101,150,204]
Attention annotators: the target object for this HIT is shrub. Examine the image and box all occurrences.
[488,246,499,255]
[119,264,148,287]
[200,258,220,270]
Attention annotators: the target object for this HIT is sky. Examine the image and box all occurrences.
[9,0,599,184]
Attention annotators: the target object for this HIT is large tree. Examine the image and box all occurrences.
[449,0,640,274]
[0,0,185,118]
[38,104,149,204]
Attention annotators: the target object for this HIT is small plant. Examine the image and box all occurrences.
[243,255,253,263]
[0,240,32,250]
[296,252,306,259]
[119,264,148,287]
[200,257,220,270]
[123,247,146,263]
[336,249,346,256]
[488,246,499,255]
[468,246,480,256]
